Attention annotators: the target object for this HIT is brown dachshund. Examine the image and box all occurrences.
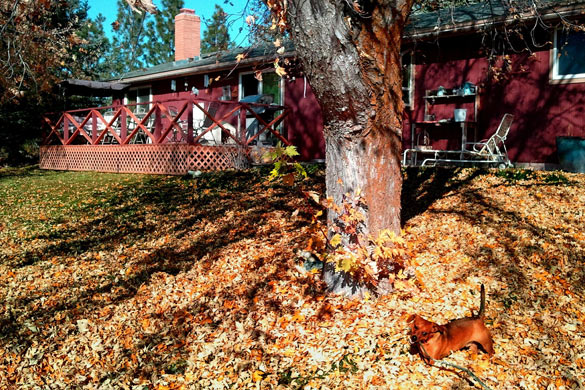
[407,285,494,363]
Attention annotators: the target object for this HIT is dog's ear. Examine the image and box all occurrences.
[432,324,445,334]
[406,314,417,330]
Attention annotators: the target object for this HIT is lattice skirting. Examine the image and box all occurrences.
[39,145,254,175]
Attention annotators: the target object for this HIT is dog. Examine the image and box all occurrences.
[407,284,494,363]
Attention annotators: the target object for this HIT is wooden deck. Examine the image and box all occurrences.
[41,97,289,174]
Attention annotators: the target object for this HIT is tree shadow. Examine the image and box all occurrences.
[419,177,585,379]
[401,166,489,225]
[0,168,329,385]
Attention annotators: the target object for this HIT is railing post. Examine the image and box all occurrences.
[63,114,69,144]
[154,103,162,144]
[92,110,97,144]
[187,95,194,144]
[240,104,247,145]
[120,107,127,143]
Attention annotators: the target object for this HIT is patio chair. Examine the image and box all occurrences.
[421,114,514,168]
[193,102,221,145]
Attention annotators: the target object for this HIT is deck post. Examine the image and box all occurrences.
[239,104,247,144]
[154,104,162,144]
[187,95,194,144]
[120,107,127,143]
[63,116,69,143]
[92,111,98,144]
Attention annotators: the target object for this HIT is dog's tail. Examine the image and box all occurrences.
[476,284,486,318]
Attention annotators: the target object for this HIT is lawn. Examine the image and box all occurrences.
[0,166,584,389]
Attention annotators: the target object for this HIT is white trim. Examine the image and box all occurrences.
[238,70,284,104]
[401,51,415,108]
[117,52,296,84]
[238,71,262,100]
[550,28,585,82]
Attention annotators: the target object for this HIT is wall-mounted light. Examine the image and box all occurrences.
[171,79,176,91]
[184,81,189,91]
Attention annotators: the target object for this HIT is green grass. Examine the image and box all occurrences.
[0,166,283,267]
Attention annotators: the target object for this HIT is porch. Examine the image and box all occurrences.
[41,96,289,174]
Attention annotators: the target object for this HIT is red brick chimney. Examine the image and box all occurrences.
[175,8,201,61]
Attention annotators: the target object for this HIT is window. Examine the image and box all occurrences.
[401,51,414,107]
[238,71,283,104]
[125,86,152,113]
[262,72,283,105]
[551,28,585,82]
[239,72,260,99]
[238,71,285,144]
[221,85,232,101]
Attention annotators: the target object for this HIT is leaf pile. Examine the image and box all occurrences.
[0,167,584,389]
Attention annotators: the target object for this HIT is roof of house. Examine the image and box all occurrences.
[112,41,295,84]
[405,0,585,39]
[111,0,585,84]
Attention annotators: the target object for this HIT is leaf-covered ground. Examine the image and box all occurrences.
[0,166,583,389]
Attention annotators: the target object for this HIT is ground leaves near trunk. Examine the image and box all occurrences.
[0,166,583,389]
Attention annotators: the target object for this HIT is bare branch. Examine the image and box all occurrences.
[124,0,158,14]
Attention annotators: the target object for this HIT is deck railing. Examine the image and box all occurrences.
[40,97,290,174]
[42,96,290,147]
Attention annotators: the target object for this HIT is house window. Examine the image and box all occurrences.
[221,85,232,101]
[125,86,152,113]
[238,71,283,104]
[239,73,260,99]
[552,28,585,82]
[401,51,414,107]
[238,71,285,144]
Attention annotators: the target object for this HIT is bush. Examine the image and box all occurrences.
[19,139,39,162]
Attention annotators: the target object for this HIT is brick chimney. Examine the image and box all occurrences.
[175,8,201,61]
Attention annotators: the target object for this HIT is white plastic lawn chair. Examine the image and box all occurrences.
[421,114,514,168]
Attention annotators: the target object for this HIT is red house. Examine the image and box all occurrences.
[41,1,585,173]
[402,0,585,170]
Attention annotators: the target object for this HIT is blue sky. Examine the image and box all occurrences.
[86,0,251,46]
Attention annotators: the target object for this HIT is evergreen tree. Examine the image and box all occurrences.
[144,0,184,66]
[200,5,232,54]
[0,0,113,163]
[68,14,113,80]
[109,0,149,76]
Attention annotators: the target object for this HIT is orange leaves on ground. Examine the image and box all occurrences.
[0,168,584,389]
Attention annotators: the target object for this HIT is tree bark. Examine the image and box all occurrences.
[287,0,413,294]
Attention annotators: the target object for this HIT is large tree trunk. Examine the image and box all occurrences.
[287,0,413,295]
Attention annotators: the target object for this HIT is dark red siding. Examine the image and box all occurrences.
[406,35,585,164]
[284,77,325,161]
[143,69,325,161]
[136,34,585,165]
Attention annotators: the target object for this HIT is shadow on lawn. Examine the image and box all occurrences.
[0,165,43,180]
[0,168,327,370]
[401,167,489,224]
[426,175,584,369]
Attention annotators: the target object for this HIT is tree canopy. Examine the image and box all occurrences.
[144,0,184,65]
[0,0,112,164]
